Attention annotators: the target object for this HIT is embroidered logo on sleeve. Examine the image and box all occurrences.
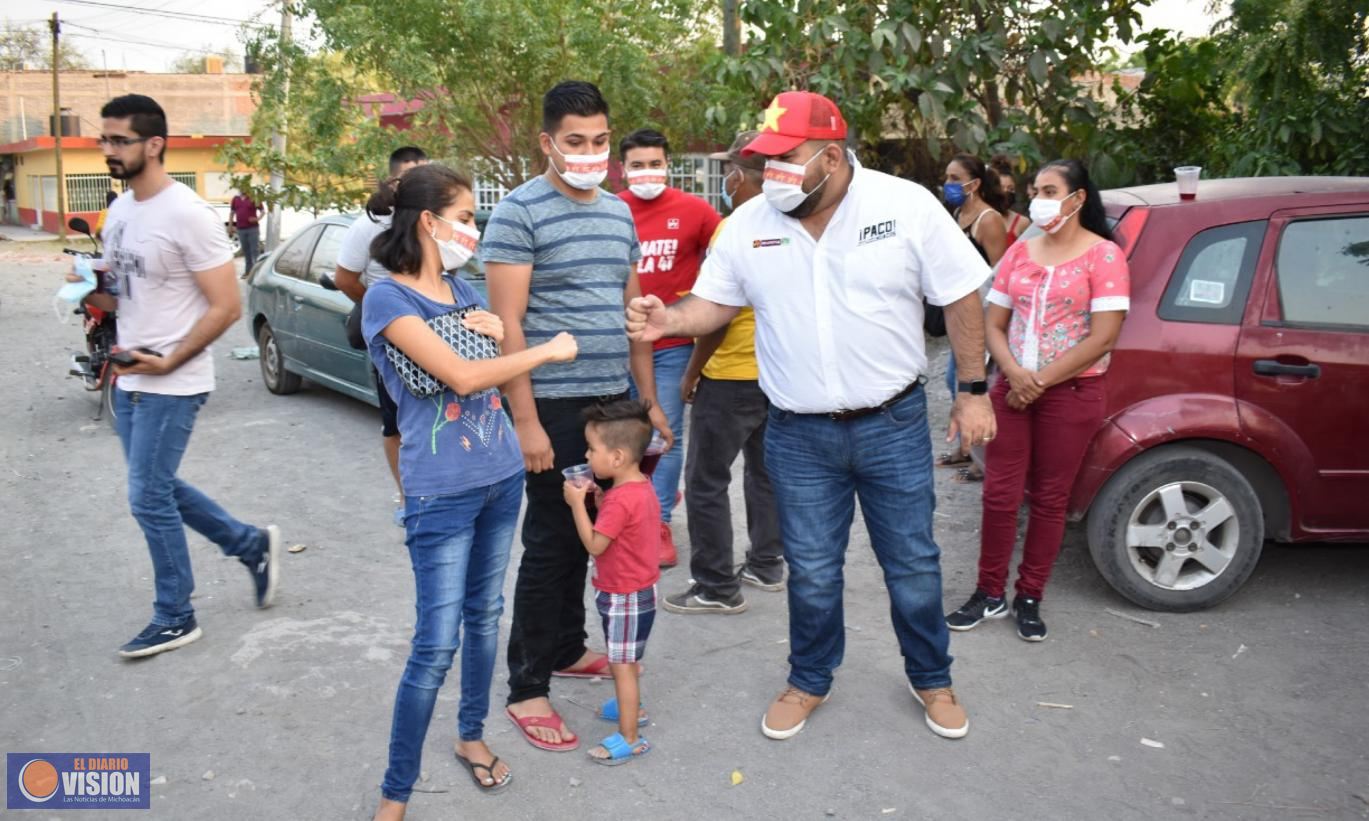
[858,220,897,246]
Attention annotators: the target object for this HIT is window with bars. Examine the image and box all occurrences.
[65,174,122,212]
[669,153,727,211]
[169,172,198,193]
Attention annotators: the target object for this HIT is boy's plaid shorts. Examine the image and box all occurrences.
[595,585,657,664]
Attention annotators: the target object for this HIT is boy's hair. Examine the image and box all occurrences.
[100,94,168,161]
[542,80,610,135]
[619,128,670,160]
[582,399,653,463]
[388,146,428,174]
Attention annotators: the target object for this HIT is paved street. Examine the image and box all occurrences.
[3,245,1368,820]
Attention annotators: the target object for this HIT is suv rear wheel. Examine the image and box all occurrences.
[1087,446,1264,612]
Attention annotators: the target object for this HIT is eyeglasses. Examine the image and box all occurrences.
[97,136,149,148]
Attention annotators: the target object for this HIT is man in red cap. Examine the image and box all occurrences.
[627,91,996,742]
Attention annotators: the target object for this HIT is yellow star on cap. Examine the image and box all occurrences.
[759,98,788,133]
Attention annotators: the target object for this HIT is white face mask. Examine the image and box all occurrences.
[549,141,609,190]
[762,146,833,216]
[626,168,667,200]
[1028,191,1081,234]
[430,213,480,271]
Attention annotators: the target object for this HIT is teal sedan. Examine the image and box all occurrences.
[243,213,489,406]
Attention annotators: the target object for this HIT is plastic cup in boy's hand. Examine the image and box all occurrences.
[640,431,667,477]
[562,464,595,489]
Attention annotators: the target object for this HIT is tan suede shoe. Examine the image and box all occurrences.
[910,685,969,739]
[760,686,830,740]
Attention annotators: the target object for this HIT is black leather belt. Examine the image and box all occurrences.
[824,377,926,421]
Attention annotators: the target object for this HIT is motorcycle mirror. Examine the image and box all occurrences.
[68,217,93,237]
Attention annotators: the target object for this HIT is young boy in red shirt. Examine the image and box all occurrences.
[563,399,662,765]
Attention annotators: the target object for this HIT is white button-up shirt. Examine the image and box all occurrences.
[692,156,991,413]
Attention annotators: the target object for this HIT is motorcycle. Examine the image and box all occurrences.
[63,216,120,425]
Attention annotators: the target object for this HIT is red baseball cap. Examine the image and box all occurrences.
[741,91,848,157]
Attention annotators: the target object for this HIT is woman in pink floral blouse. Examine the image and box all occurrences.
[945,159,1130,642]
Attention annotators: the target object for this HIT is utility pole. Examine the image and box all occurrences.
[50,12,67,239]
[264,1,292,252]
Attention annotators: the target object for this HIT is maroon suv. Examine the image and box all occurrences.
[1061,177,1369,611]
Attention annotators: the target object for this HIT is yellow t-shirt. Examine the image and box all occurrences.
[701,218,759,381]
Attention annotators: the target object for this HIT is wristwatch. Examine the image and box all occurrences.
[957,380,989,396]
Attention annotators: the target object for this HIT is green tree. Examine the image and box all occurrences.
[706,0,1153,186]
[1095,0,1368,182]
[1215,0,1369,175]
[1,20,92,70]
[297,0,721,191]
[219,37,395,215]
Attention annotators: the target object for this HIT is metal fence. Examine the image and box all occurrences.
[468,152,726,212]
[169,171,198,192]
[65,174,121,212]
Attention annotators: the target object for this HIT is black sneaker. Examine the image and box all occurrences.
[662,585,748,615]
[1012,596,1047,642]
[945,590,1008,631]
[118,617,203,658]
[241,525,281,608]
[739,566,785,592]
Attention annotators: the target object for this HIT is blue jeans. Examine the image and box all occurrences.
[113,389,264,626]
[382,472,522,803]
[763,384,952,695]
[631,343,691,523]
[238,225,260,274]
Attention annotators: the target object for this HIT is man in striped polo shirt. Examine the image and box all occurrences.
[484,80,672,751]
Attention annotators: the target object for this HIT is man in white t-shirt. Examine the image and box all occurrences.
[628,92,996,742]
[83,95,282,659]
[334,146,428,524]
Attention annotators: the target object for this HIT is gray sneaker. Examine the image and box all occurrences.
[662,586,748,615]
[739,567,786,592]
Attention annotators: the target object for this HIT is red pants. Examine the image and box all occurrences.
[977,376,1106,600]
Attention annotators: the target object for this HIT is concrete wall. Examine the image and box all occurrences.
[0,71,257,144]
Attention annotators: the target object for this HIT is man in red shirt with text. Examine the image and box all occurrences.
[617,128,722,568]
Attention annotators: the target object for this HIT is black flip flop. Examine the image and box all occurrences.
[454,752,511,794]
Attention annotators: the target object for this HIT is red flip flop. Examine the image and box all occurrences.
[553,654,644,679]
[506,708,579,752]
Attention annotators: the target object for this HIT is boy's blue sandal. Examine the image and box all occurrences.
[589,732,650,766]
[599,697,649,727]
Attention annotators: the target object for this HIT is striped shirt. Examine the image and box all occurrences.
[481,176,641,398]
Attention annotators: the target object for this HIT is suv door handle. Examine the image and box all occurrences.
[1253,359,1320,379]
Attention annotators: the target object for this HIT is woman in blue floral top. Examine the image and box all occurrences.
[362,165,577,818]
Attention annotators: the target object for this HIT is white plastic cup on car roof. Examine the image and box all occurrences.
[1175,166,1201,200]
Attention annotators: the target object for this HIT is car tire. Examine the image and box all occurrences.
[1086,446,1264,612]
[258,323,302,395]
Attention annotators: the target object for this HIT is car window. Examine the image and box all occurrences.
[1276,215,1369,330]
[307,224,347,285]
[1158,221,1266,325]
[274,226,322,281]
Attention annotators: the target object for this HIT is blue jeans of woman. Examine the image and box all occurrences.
[763,384,953,696]
[381,472,522,803]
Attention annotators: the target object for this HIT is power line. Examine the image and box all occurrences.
[51,0,271,30]
[66,29,242,57]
